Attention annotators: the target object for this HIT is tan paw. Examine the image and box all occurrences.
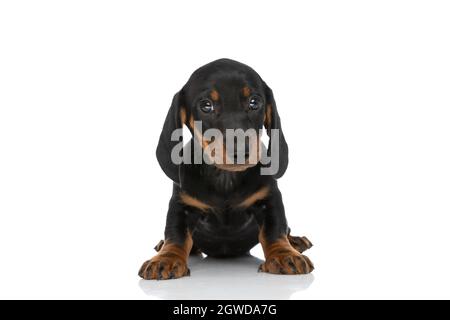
[259,252,314,275]
[138,255,190,280]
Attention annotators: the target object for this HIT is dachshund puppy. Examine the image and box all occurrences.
[139,59,314,280]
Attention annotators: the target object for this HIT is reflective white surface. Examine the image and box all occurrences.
[139,255,314,300]
[1,0,450,300]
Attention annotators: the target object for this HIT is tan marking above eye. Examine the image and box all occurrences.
[210,89,220,102]
[242,86,251,98]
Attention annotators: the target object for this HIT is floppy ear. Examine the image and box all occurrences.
[156,91,187,184]
[263,82,289,179]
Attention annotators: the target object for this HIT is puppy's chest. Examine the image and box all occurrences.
[179,183,270,214]
[180,187,250,211]
[179,164,270,211]
[210,170,240,194]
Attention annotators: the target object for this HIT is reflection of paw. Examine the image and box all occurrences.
[138,255,190,280]
[288,234,313,253]
[259,252,314,275]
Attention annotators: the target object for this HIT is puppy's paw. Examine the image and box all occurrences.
[138,255,190,280]
[287,234,313,253]
[259,252,314,275]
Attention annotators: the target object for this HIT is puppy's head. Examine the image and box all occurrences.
[157,59,288,184]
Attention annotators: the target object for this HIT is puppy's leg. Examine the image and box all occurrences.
[154,239,202,256]
[139,196,193,280]
[257,186,314,275]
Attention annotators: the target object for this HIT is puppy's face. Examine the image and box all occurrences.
[156,59,288,184]
[183,60,270,171]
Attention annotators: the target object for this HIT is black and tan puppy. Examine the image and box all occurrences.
[139,59,314,280]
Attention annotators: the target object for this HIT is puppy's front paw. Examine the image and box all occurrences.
[138,255,190,280]
[259,252,314,275]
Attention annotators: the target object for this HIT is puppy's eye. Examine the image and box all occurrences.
[249,95,263,110]
[198,99,214,113]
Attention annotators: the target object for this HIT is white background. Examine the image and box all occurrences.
[1,0,449,299]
